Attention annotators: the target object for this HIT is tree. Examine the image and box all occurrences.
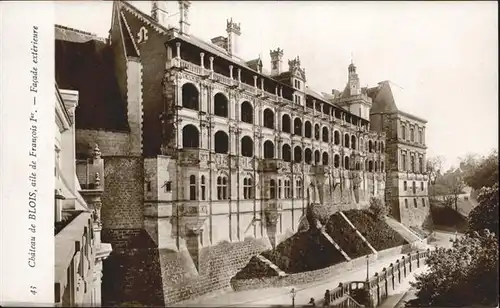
[407,229,499,307]
[442,168,466,211]
[463,150,498,190]
[468,183,499,236]
[368,196,388,219]
[426,156,445,196]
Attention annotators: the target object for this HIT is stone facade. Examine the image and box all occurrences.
[55,1,431,306]
[369,82,430,227]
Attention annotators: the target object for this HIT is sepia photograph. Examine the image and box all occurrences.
[1,1,498,307]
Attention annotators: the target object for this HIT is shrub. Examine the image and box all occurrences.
[368,197,388,219]
[260,228,346,273]
[306,203,329,229]
[343,209,407,250]
[232,256,278,280]
[430,200,468,232]
[324,213,372,259]
[407,230,499,307]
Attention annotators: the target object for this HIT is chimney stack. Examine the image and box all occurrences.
[270,48,284,76]
[178,0,191,35]
[226,18,241,57]
[151,1,168,28]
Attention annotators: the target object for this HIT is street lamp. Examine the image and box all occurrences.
[290,288,297,308]
[366,254,370,281]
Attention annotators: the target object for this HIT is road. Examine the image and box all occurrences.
[174,231,459,307]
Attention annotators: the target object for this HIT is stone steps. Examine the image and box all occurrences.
[255,254,287,277]
[384,216,423,243]
[338,211,378,254]
[316,220,352,261]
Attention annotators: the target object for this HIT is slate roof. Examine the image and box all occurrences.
[55,25,129,132]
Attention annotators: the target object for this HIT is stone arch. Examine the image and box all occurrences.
[214,92,228,118]
[263,108,275,129]
[344,133,350,148]
[263,140,275,159]
[314,124,320,140]
[369,160,374,172]
[334,154,340,168]
[305,148,312,164]
[241,101,253,124]
[344,156,350,170]
[241,136,254,157]
[322,126,329,142]
[182,124,199,148]
[322,152,329,165]
[360,137,364,151]
[294,117,303,136]
[214,130,229,154]
[181,82,199,111]
[334,130,340,145]
[314,150,320,165]
[282,114,291,133]
[305,121,312,138]
[294,145,303,163]
[282,143,291,162]
[369,140,373,153]
[351,135,357,150]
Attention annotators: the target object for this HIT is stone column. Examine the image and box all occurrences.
[176,42,181,59]
[253,75,258,88]
[229,65,233,79]
[237,68,241,82]
[209,56,214,71]
[200,52,205,68]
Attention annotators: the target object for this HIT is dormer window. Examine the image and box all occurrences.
[294,79,301,90]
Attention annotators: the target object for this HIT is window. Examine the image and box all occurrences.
[295,179,303,198]
[278,179,282,199]
[243,178,253,199]
[411,156,415,173]
[284,179,292,198]
[404,199,408,208]
[422,198,426,206]
[413,198,418,208]
[402,125,406,139]
[217,176,228,200]
[201,176,206,200]
[164,181,172,192]
[401,153,407,171]
[189,175,196,200]
[270,179,276,199]
[419,130,423,144]
[410,128,414,142]
[404,181,407,191]
[146,181,152,192]
[412,181,416,194]
[419,157,423,174]
[420,181,424,191]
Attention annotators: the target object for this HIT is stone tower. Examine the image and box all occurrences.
[226,18,241,56]
[178,0,191,34]
[151,1,168,28]
[270,48,284,76]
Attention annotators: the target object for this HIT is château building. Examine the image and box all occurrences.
[54,0,428,305]
[54,85,112,306]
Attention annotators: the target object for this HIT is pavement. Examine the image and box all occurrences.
[173,253,407,307]
[173,231,458,307]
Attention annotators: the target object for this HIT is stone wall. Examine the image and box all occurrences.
[101,157,144,230]
[230,244,412,292]
[103,234,273,306]
[76,129,130,157]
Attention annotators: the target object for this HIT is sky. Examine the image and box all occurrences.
[54,1,498,170]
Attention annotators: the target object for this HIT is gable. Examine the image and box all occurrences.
[369,81,398,114]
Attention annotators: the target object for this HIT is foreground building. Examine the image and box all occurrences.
[55,1,428,305]
[54,85,112,306]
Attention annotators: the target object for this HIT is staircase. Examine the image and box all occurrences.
[384,216,424,244]
[255,255,287,277]
[317,220,352,261]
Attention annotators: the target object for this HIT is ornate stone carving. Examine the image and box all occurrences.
[92,144,101,159]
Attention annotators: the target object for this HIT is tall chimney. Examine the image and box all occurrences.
[178,1,191,35]
[270,48,284,76]
[226,18,241,57]
[151,1,168,28]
